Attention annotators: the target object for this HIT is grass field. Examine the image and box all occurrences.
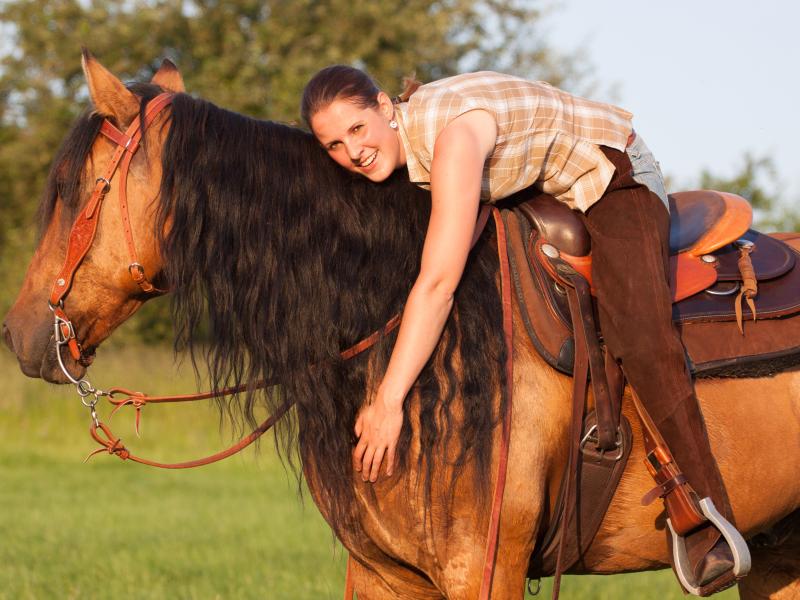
[0,343,740,599]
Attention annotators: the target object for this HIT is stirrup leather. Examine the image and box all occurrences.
[630,389,752,595]
[668,497,752,595]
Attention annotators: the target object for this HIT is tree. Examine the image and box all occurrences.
[696,153,800,232]
[0,0,579,327]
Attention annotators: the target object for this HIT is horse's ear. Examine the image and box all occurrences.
[151,58,185,93]
[81,48,139,127]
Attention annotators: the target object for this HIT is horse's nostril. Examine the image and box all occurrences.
[2,321,15,353]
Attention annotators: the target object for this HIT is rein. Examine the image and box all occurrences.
[46,91,403,467]
[47,91,511,598]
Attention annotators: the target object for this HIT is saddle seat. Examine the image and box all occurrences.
[516,189,753,302]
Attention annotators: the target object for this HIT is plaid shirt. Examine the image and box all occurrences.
[394,71,633,212]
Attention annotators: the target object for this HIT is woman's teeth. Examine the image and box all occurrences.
[360,151,377,168]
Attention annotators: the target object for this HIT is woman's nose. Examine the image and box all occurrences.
[344,141,362,164]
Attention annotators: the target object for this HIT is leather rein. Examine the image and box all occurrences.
[47,91,402,467]
[47,91,513,597]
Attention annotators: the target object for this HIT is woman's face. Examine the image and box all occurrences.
[310,92,405,183]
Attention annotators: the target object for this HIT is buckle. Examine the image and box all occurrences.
[128,263,145,282]
[579,424,624,462]
[53,313,76,344]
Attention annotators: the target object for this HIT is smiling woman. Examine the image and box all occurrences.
[299,63,751,594]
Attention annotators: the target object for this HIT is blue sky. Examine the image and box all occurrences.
[546,0,799,205]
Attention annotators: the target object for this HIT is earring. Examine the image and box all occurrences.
[389,120,398,130]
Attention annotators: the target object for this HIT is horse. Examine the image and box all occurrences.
[3,54,799,599]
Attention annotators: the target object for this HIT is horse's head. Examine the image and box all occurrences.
[2,52,184,383]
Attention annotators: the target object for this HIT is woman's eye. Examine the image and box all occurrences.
[327,142,340,151]
[353,124,363,134]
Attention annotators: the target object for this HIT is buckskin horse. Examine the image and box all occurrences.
[3,54,800,599]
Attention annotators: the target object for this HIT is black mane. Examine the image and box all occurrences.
[43,89,506,537]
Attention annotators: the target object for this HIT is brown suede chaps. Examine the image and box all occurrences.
[581,147,733,572]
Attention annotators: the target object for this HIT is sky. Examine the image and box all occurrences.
[546,0,799,204]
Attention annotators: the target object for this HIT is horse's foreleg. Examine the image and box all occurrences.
[739,511,800,600]
[434,532,530,600]
[348,554,445,600]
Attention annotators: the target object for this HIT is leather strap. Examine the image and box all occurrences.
[569,270,617,450]
[343,556,355,600]
[551,278,590,599]
[629,389,707,535]
[89,306,407,469]
[49,93,174,367]
[478,207,514,600]
[735,243,758,334]
[52,305,84,362]
[340,315,401,360]
[87,398,292,468]
[642,473,688,506]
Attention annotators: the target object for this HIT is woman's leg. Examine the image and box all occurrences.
[582,148,736,591]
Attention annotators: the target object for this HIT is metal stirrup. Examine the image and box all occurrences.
[668,497,752,595]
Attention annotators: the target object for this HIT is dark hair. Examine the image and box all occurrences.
[152,93,506,538]
[42,86,504,541]
[301,65,380,128]
[300,65,423,129]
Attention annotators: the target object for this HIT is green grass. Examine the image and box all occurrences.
[0,346,739,599]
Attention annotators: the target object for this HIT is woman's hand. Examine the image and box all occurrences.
[353,390,404,482]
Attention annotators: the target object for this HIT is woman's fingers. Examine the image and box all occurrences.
[360,445,377,480]
[385,443,397,477]
[352,401,402,481]
[353,436,368,471]
[369,446,386,482]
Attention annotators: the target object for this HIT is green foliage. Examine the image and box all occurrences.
[697,153,799,232]
[0,0,578,342]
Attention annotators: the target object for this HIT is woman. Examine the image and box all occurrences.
[301,67,738,593]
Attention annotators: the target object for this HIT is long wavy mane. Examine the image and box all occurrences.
[146,93,505,536]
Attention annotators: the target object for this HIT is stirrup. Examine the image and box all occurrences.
[667,497,751,595]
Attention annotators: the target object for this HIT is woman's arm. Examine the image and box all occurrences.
[354,109,497,482]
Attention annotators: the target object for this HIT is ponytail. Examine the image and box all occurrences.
[393,75,422,104]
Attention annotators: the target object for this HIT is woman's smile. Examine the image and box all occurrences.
[358,150,378,169]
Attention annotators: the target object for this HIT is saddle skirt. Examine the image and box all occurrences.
[499,189,800,378]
